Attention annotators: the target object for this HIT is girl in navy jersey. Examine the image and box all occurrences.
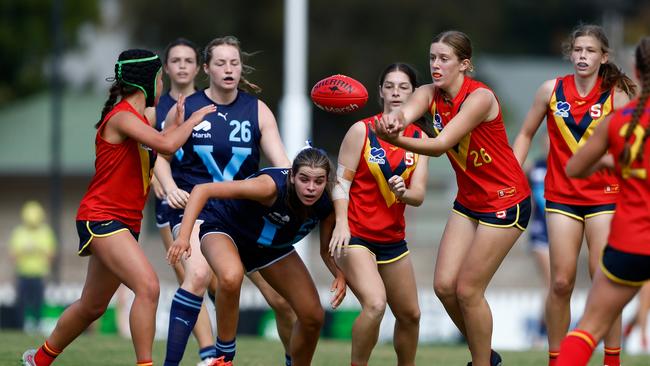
[512,24,636,366]
[377,30,531,366]
[150,38,218,365]
[329,63,428,366]
[21,49,215,366]
[555,36,650,366]
[155,36,296,366]
[167,147,346,366]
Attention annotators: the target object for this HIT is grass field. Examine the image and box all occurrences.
[2,330,649,365]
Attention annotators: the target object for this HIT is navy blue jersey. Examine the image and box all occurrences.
[172,90,262,191]
[201,168,333,248]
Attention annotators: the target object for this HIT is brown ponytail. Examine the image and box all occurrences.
[619,37,650,166]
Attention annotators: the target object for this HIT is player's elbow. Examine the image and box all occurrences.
[565,161,588,179]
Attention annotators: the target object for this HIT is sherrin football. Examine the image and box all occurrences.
[310,74,368,114]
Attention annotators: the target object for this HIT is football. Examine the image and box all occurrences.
[310,74,368,114]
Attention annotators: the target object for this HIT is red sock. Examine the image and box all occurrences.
[548,349,559,366]
[136,361,153,366]
[604,347,621,366]
[556,329,597,366]
[34,341,62,366]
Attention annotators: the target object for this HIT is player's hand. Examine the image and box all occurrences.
[187,104,217,127]
[151,176,166,200]
[167,237,191,265]
[388,175,406,199]
[373,116,400,142]
[166,187,190,209]
[329,273,347,309]
[596,153,615,172]
[329,222,350,258]
[172,94,186,127]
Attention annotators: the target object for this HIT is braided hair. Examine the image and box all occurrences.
[96,49,162,128]
[619,37,650,167]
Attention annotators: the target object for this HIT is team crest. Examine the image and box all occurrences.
[554,101,571,118]
[368,147,386,164]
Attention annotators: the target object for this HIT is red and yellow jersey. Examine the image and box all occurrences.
[429,77,530,212]
[607,98,650,255]
[76,100,156,232]
[348,114,422,243]
[546,74,619,204]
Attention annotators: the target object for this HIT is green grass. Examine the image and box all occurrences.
[2,330,649,365]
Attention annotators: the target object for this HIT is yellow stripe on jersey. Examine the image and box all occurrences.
[549,91,612,153]
[364,138,398,207]
[138,144,152,196]
[430,100,471,170]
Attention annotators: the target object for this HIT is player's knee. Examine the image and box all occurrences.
[395,307,421,326]
[80,301,109,321]
[550,277,575,298]
[185,265,214,290]
[456,282,482,308]
[267,295,294,319]
[362,297,387,320]
[136,276,160,305]
[299,306,324,332]
[434,279,457,302]
[218,271,244,294]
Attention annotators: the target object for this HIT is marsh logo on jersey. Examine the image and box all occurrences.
[604,184,620,194]
[368,147,386,164]
[497,186,516,199]
[268,212,291,225]
[433,113,443,131]
[192,120,212,138]
[554,101,571,118]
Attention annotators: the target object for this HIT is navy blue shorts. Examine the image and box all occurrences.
[452,196,531,231]
[600,245,650,287]
[199,223,295,274]
[545,200,615,222]
[76,220,139,257]
[155,198,173,228]
[348,237,409,264]
[528,214,549,251]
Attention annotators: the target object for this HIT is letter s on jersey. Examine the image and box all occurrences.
[590,104,602,119]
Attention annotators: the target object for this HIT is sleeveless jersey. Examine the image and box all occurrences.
[348,114,423,243]
[202,168,333,248]
[607,98,650,255]
[429,77,530,212]
[172,90,262,191]
[546,74,619,204]
[76,100,156,232]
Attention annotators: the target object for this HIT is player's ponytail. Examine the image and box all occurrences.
[619,37,650,166]
[95,83,121,128]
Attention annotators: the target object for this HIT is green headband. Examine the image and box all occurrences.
[116,55,160,80]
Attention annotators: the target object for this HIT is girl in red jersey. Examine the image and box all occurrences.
[329,63,429,366]
[511,24,636,366]
[555,36,650,366]
[377,31,531,366]
[21,49,216,366]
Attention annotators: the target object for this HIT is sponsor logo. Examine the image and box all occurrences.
[217,112,229,121]
[604,184,620,194]
[368,147,386,164]
[315,103,360,113]
[174,317,190,326]
[100,221,113,226]
[497,187,516,199]
[268,212,291,225]
[496,210,507,219]
[554,101,571,118]
[192,120,212,138]
[433,113,443,130]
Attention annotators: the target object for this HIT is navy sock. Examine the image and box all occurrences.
[164,288,203,366]
[199,346,217,361]
[215,337,236,362]
[285,353,292,366]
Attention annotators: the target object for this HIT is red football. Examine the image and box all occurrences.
[310,74,368,114]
